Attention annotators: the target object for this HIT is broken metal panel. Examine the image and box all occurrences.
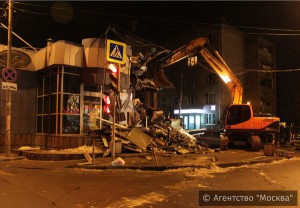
[125,127,152,149]
[151,111,164,123]
[170,119,182,130]
[135,78,157,90]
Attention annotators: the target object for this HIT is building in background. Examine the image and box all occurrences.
[157,24,277,133]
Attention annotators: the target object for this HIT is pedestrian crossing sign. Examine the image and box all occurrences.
[106,39,126,64]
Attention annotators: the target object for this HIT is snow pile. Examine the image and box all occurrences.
[17,146,40,151]
[47,145,102,153]
[17,145,102,154]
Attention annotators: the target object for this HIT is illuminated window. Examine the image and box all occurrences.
[83,97,101,134]
[205,113,216,125]
[187,56,197,68]
[195,115,201,129]
[189,115,195,129]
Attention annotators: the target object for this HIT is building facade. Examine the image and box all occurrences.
[0,38,131,151]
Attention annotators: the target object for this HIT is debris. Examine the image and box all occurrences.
[103,149,111,158]
[214,148,221,152]
[283,151,294,159]
[175,148,190,154]
[125,127,152,149]
[151,146,159,165]
[264,144,274,156]
[115,140,122,154]
[83,153,92,163]
[123,145,143,153]
[102,137,109,147]
[274,149,295,159]
[111,157,125,167]
[145,156,152,160]
[95,99,212,158]
[212,155,218,162]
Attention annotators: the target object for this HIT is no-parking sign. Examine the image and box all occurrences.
[2,67,17,83]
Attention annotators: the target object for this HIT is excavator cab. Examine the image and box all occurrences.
[226,104,251,125]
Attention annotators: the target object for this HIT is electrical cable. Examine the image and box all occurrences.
[10,1,300,75]
[12,1,300,41]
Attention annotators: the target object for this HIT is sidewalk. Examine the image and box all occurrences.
[0,153,25,162]
[1,145,298,171]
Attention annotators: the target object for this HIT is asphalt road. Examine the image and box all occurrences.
[0,152,299,208]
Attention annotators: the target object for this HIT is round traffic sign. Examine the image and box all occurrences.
[2,67,17,83]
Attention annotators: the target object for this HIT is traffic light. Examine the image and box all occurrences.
[103,95,111,115]
[108,63,120,93]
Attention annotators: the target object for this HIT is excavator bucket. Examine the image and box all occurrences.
[154,69,174,88]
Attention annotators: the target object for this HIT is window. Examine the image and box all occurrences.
[205,93,215,104]
[159,98,165,108]
[191,96,196,106]
[83,97,101,134]
[173,97,178,106]
[206,73,216,85]
[37,66,81,135]
[195,115,201,129]
[205,34,215,44]
[180,114,202,130]
[64,74,81,94]
[205,113,216,125]
[187,56,197,68]
[226,105,251,125]
[260,79,273,88]
[189,115,195,129]
[62,115,80,134]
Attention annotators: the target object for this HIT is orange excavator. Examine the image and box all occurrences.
[154,37,280,151]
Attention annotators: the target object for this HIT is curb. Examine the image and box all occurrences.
[0,156,25,162]
[69,157,286,171]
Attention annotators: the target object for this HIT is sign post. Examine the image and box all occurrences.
[106,39,126,161]
[3,0,13,157]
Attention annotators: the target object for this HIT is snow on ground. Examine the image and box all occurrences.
[17,145,103,154]
[17,146,41,151]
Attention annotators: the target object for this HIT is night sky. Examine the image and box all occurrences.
[1,1,300,124]
[0,1,299,68]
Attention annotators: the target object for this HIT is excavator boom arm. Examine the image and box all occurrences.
[160,37,243,104]
[161,37,208,68]
[199,48,243,104]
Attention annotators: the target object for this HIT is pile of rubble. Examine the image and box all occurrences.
[89,98,214,156]
[94,118,212,156]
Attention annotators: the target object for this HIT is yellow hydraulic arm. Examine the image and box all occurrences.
[199,48,243,104]
[160,37,243,104]
[161,37,208,68]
